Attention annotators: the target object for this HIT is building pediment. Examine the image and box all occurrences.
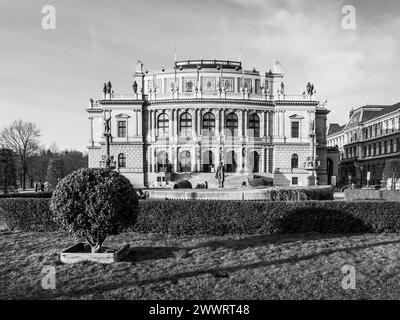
[115,113,130,118]
[289,114,304,119]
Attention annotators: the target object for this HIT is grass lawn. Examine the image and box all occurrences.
[1,229,400,299]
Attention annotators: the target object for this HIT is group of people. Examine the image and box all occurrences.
[195,181,208,189]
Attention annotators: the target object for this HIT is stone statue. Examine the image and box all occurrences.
[106,81,112,94]
[280,82,285,94]
[215,162,225,188]
[306,82,311,95]
[103,83,107,94]
[104,115,111,136]
[309,120,315,135]
[132,81,138,93]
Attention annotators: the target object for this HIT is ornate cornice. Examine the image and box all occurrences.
[148,99,275,107]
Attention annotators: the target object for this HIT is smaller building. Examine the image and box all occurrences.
[327,102,400,186]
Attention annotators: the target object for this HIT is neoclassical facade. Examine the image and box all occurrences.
[327,103,400,185]
[86,59,331,188]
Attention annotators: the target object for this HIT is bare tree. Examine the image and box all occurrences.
[0,120,41,190]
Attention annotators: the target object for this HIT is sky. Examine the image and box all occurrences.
[0,0,399,151]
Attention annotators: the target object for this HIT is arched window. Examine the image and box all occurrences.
[180,112,192,136]
[118,153,126,168]
[202,112,215,135]
[291,154,299,169]
[248,113,260,137]
[226,112,238,136]
[157,113,169,136]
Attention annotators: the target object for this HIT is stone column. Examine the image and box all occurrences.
[134,110,138,136]
[216,109,220,137]
[261,111,266,137]
[88,117,94,147]
[266,111,270,137]
[149,110,153,141]
[197,109,202,137]
[282,110,285,138]
[238,110,243,138]
[176,109,180,137]
[148,146,152,173]
[221,109,225,137]
[266,147,270,173]
[244,110,248,137]
[138,110,142,137]
[169,110,174,141]
[154,110,158,139]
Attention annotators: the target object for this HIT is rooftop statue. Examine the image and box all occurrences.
[132,81,138,93]
[106,81,112,94]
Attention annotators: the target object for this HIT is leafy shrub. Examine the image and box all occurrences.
[173,180,192,189]
[0,192,53,199]
[0,198,56,232]
[260,186,333,201]
[50,168,138,252]
[249,177,273,187]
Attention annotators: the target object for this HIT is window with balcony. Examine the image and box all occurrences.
[117,121,127,138]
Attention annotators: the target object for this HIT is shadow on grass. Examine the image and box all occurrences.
[28,237,400,299]
[124,246,180,263]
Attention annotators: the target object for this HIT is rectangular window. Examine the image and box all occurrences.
[291,122,299,138]
[292,177,298,185]
[117,121,127,137]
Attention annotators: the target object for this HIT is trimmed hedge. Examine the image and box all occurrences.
[0,198,56,232]
[2,198,400,235]
[0,192,52,199]
[256,186,334,201]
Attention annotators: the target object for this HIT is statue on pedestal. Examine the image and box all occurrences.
[280,82,285,94]
[132,81,138,93]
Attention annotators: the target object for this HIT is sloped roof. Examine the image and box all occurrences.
[365,102,400,121]
[327,123,345,136]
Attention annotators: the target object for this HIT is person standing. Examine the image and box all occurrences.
[215,162,225,188]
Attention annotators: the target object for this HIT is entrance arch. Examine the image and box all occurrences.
[225,150,238,173]
[179,151,191,172]
[249,151,260,173]
[202,150,214,172]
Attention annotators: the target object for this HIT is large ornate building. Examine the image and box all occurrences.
[86,58,332,188]
[327,102,400,186]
